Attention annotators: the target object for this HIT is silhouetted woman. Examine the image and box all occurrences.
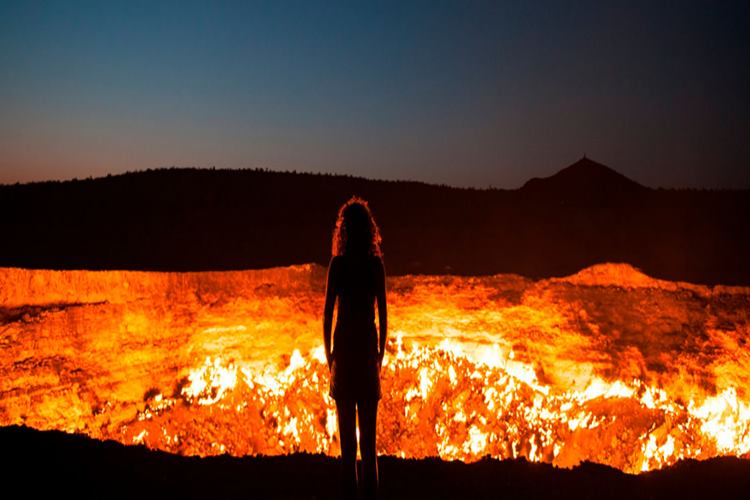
[324,196,387,500]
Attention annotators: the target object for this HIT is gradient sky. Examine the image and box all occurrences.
[1,1,748,188]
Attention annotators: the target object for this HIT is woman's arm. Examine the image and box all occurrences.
[323,257,338,370]
[376,257,387,368]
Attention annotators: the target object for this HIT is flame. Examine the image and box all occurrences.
[118,342,750,473]
[1,263,749,473]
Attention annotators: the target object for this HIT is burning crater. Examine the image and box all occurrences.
[1,263,749,473]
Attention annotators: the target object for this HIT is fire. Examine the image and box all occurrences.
[1,263,749,473]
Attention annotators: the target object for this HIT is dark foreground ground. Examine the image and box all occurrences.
[3,426,749,499]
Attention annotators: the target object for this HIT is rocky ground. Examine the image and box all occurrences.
[4,425,749,499]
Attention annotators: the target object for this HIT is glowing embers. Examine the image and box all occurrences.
[120,335,750,474]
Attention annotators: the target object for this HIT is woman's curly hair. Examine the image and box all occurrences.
[331,196,382,257]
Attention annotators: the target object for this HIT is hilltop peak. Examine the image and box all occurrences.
[521,157,645,197]
[556,156,639,183]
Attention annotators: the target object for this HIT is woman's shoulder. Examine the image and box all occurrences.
[328,255,345,269]
[369,254,385,274]
[330,253,383,269]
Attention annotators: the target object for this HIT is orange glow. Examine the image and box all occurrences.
[1,263,749,473]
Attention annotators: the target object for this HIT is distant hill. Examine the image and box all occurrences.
[521,157,646,200]
[1,159,748,285]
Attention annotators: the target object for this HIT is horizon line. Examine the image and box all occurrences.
[2,162,748,192]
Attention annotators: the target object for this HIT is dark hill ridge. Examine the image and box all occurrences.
[3,425,749,499]
[521,157,646,201]
[1,159,748,285]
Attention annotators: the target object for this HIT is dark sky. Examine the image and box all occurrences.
[1,1,748,188]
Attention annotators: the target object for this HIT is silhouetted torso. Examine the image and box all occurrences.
[332,254,379,361]
[329,253,382,402]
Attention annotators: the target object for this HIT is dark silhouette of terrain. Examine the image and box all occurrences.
[3,425,748,499]
[1,158,748,285]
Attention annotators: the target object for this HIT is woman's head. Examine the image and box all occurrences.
[332,196,382,257]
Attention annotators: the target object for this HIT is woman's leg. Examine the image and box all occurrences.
[358,398,379,500]
[336,398,358,499]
